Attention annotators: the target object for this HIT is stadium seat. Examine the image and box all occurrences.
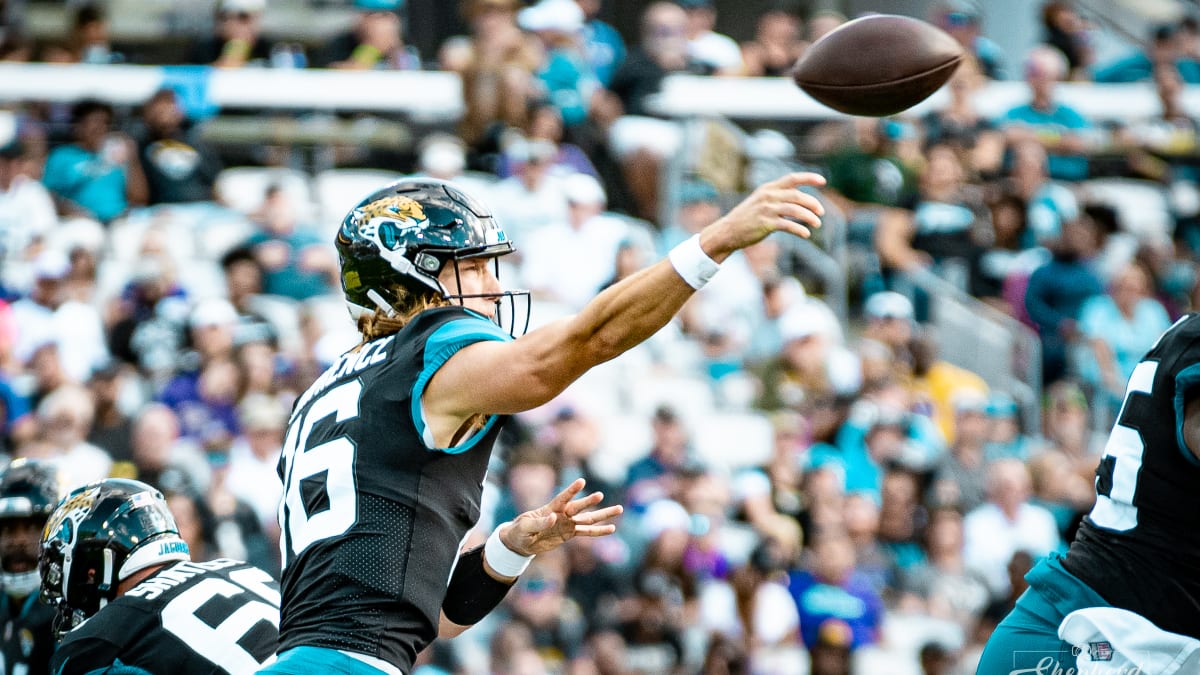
[1081,178,1173,245]
[214,167,315,219]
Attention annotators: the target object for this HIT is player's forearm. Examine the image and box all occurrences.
[562,258,696,367]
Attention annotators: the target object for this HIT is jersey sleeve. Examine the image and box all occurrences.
[410,315,513,454]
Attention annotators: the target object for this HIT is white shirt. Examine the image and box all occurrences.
[225,436,284,531]
[520,213,629,310]
[689,30,744,72]
[11,298,109,382]
[0,176,57,259]
[963,501,1060,596]
[699,578,799,645]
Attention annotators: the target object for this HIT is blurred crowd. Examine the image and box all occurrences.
[2,0,1200,674]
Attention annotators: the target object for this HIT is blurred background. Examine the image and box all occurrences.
[1,0,1198,673]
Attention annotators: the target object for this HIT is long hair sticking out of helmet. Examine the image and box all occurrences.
[336,178,531,338]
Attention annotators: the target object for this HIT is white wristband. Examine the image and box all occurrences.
[669,234,721,290]
[484,523,534,578]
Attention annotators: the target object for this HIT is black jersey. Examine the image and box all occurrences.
[50,559,279,675]
[0,591,54,675]
[1064,313,1200,638]
[276,307,512,673]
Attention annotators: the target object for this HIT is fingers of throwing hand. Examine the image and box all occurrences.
[771,171,827,191]
[548,478,587,511]
[571,504,623,527]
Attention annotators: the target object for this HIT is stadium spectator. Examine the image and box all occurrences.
[187,0,276,68]
[1039,1,1091,79]
[920,57,1004,178]
[789,527,883,650]
[576,0,625,87]
[1024,215,1104,384]
[983,392,1035,462]
[740,9,806,77]
[875,142,990,294]
[501,553,588,670]
[42,99,148,224]
[439,0,540,150]
[496,102,599,179]
[753,297,854,411]
[625,406,697,511]
[245,184,338,300]
[805,9,845,44]
[897,507,991,628]
[158,299,241,447]
[521,173,628,309]
[224,392,286,536]
[929,390,992,513]
[85,360,134,465]
[600,2,690,221]
[489,138,571,244]
[1026,448,1092,542]
[68,3,122,65]
[0,118,56,261]
[135,88,221,205]
[962,458,1060,598]
[518,0,598,131]
[1000,46,1096,182]
[33,383,111,485]
[1093,22,1200,84]
[908,329,989,444]
[1077,262,1171,417]
[676,0,741,76]
[10,249,109,383]
[932,2,1007,80]
[859,291,917,380]
[128,403,210,492]
[698,537,801,668]
[313,0,421,70]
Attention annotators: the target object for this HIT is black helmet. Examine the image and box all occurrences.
[0,460,62,596]
[0,459,61,521]
[335,177,529,331]
[39,479,190,632]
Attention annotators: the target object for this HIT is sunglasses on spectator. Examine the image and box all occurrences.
[221,11,255,21]
[650,24,685,38]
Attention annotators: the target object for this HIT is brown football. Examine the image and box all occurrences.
[792,14,964,117]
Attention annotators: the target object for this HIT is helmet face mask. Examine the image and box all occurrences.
[38,479,190,634]
[336,178,530,336]
[0,460,61,596]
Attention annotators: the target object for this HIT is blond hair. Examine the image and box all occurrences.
[356,285,450,342]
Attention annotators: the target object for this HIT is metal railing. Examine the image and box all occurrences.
[900,268,1044,435]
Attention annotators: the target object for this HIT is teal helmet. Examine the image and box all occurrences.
[335,178,528,332]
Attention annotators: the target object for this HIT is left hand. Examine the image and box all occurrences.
[500,478,623,556]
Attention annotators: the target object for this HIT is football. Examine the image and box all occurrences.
[791,14,965,117]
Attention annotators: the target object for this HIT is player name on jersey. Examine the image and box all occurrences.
[290,335,395,422]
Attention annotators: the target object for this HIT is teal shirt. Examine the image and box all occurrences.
[42,143,129,223]
[1001,103,1092,181]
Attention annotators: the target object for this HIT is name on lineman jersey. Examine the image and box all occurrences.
[124,559,242,600]
[291,335,395,422]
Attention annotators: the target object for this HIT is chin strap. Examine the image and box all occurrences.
[2,570,40,598]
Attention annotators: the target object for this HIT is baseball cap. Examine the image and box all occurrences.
[353,0,404,10]
[0,111,18,159]
[563,173,606,206]
[239,393,286,431]
[219,0,266,13]
[33,250,71,281]
[189,298,238,329]
[676,0,713,8]
[864,291,914,321]
[952,389,989,415]
[778,301,838,343]
[517,0,584,32]
[641,499,690,539]
[679,179,719,205]
[986,392,1019,418]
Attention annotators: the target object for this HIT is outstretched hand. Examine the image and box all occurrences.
[701,172,827,262]
[500,478,623,557]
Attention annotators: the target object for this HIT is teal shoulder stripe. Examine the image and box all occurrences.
[412,317,512,454]
[1173,363,1200,468]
